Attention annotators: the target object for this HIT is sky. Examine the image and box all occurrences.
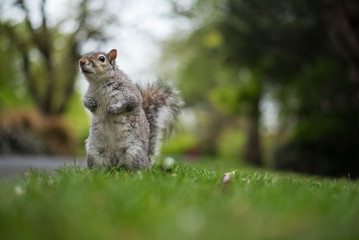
[99,0,184,82]
[1,0,190,82]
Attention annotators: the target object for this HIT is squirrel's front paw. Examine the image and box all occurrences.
[108,104,124,114]
[84,97,98,112]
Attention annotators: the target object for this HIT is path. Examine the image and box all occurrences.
[0,155,86,178]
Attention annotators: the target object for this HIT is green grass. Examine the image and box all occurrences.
[0,160,358,240]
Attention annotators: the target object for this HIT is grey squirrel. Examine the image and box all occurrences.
[79,49,183,170]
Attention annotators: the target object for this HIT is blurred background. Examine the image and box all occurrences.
[0,0,358,177]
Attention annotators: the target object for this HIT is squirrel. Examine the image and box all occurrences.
[79,49,183,170]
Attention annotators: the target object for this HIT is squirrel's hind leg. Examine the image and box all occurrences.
[86,148,110,169]
[123,146,150,170]
[87,154,95,169]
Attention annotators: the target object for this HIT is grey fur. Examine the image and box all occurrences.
[137,80,184,156]
[79,50,183,170]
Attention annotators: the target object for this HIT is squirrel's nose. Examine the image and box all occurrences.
[79,58,87,66]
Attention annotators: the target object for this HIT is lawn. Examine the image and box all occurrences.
[0,159,358,240]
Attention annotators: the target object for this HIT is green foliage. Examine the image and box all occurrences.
[164,0,359,172]
[273,55,358,177]
[293,115,346,144]
[208,70,262,116]
[274,114,359,177]
[161,131,198,155]
[160,5,265,161]
[0,162,358,240]
[161,28,227,107]
[218,0,326,72]
[0,34,31,108]
[278,57,350,121]
[217,128,246,161]
[209,87,241,115]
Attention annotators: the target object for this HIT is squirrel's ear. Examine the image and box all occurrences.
[108,49,117,65]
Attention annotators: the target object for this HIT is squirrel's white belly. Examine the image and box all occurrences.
[90,114,133,148]
[86,91,136,166]
[93,89,131,144]
[87,117,136,167]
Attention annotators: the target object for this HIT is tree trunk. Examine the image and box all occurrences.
[244,99,262,166]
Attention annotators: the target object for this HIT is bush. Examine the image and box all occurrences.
[0,109,75,155]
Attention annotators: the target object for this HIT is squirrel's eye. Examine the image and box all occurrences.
[98,56,105,62]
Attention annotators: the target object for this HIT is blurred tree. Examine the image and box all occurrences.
[164,0,266,165]
[0,0,113,115]
[161,26,239,156]
[215,0,328,165]
[166,0,328,166]
[0,32,29,108]
[166,0,359,175]
[324,0,359,107]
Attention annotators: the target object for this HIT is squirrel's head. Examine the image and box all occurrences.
[79,49,117,82]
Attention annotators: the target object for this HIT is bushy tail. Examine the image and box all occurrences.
[138,80,184,156]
